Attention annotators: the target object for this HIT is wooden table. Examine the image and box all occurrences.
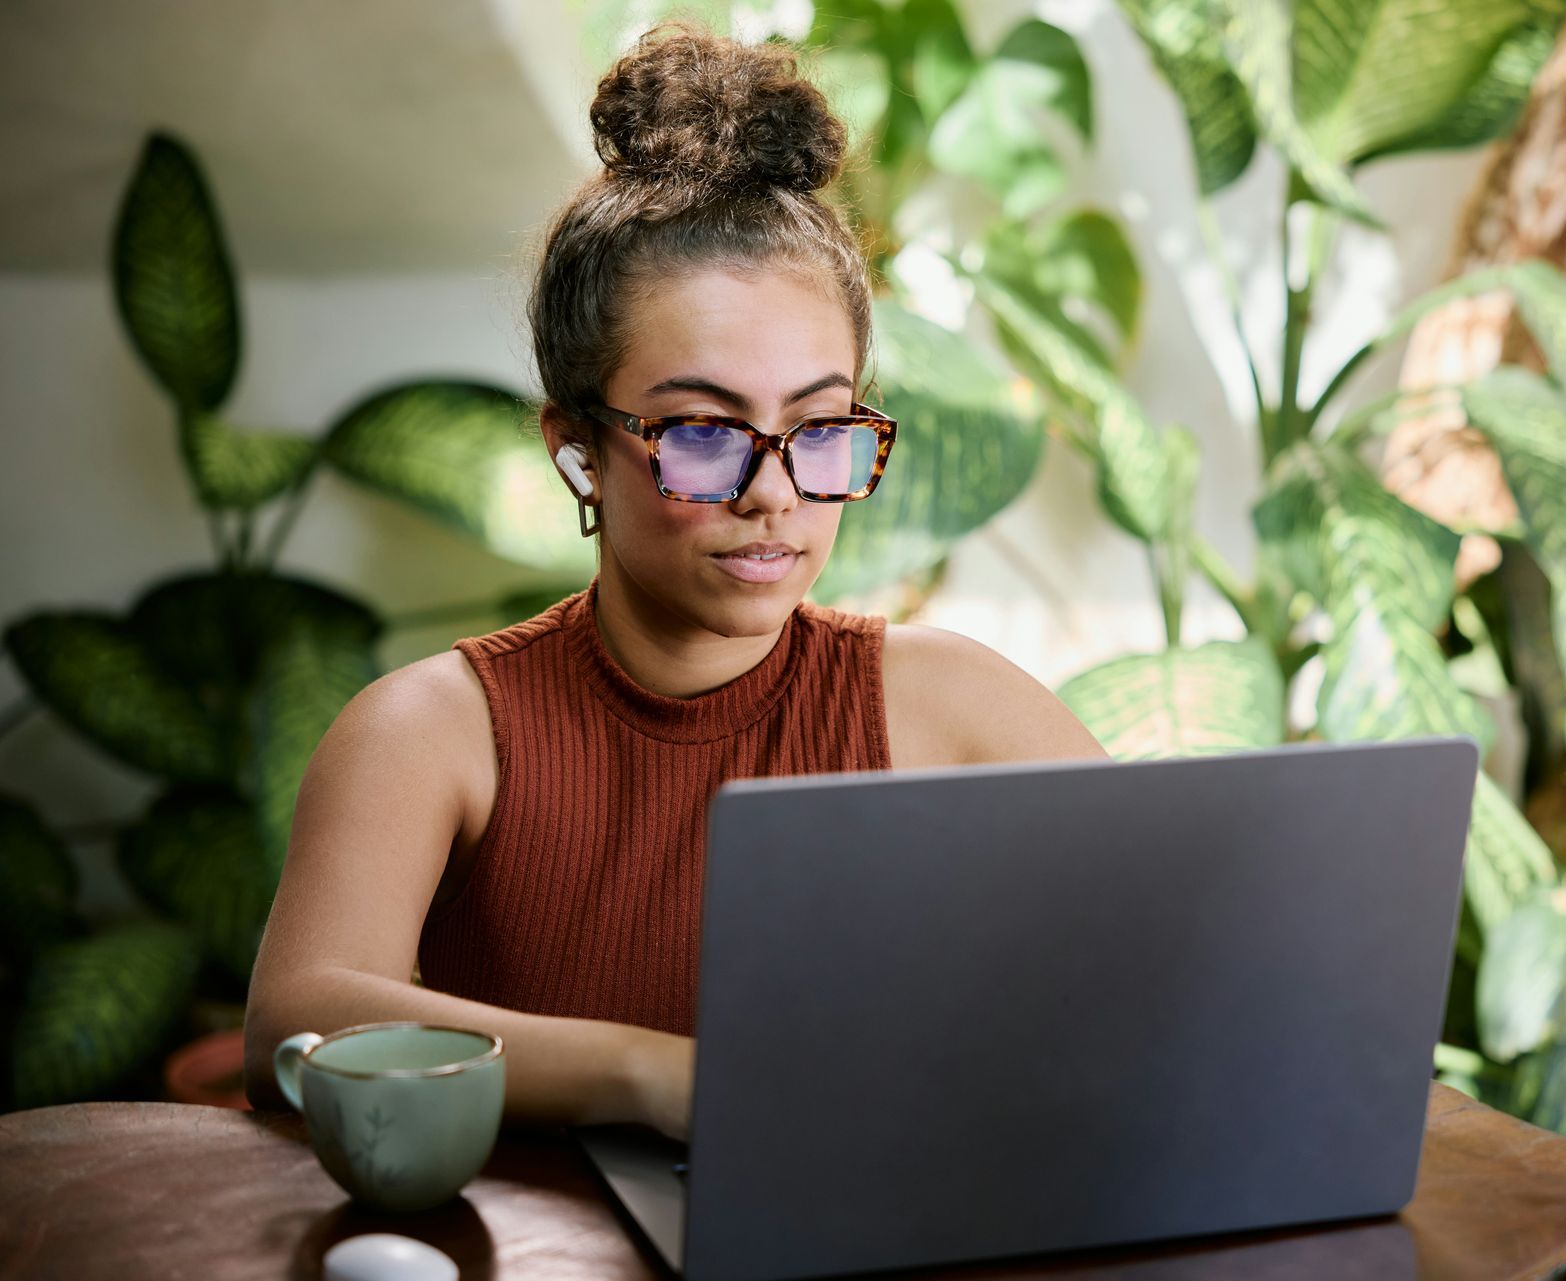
[3,1083,1566,1280]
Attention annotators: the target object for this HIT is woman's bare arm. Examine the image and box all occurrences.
[242,654,694,1137]
[882,624,1108,770]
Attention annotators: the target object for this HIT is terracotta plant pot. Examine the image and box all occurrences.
[164,1028,250,1110]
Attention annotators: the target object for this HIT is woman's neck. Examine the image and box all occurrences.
[591,573,787,699]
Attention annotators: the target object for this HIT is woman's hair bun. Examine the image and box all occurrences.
[589,23,846,195]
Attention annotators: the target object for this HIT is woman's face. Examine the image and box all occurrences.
[589,265,859,642]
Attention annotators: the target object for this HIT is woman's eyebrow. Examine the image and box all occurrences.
[643,372,854,413]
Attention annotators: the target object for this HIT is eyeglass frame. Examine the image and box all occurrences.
[581,400,898,503]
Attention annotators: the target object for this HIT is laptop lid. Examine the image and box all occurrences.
[674,737,1477,1281]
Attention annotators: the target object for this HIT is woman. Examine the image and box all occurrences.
[243,23,1106,1141]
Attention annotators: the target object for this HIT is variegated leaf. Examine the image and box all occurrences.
[11,921,200,1110]
[813,299,1044,600]
[1462,366,1566,676]
[111,133,240,411]
[1218,0,1379,224]
[1254,443,1461,632]
[117,786,276,983]
[975,274,1167,541]
[1291,0,1554,168]
[2,613,229,782]
[1113,0,1257,195]
[1058,637,1286,760]
[1476,884,1566,1062]
[1359,15,1562,161]
[247,620,379,874]
[323,381,593,578]
[0,795,81,962]
[179,413,317,512]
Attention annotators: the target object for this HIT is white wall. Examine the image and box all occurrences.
[0,0,1495,919]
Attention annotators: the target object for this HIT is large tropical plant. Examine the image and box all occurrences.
[969,2,1566,1130]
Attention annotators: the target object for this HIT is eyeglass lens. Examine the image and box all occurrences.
[659,422,881,497]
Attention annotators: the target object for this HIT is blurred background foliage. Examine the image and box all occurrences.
[576,0,1566,1132]
[3,0,1566,1133]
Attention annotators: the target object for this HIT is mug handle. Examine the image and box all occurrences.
[273,1032,324,1112]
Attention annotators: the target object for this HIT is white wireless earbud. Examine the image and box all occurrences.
[556,444,595,499]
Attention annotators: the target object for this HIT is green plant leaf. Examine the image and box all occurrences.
[1027,210,1143,348]
[1476,885,1566,1062]
[994,19,1092,140]
[10,920,200,1109]
[0,795,82,963]
[1357,15,1562,162]
[1508,259,1566,389]
[811,299,1044,601]
[1254,444,1461,633]
[908,2,977,123]
[247,618,380,874]
[1462,366,1566,678]
[1058,636,1286,759]
[1114,0,1258,195]
[1468,767,1564,935]
[975,273,1169,542]
[179,413,317,513]
[323,380,593,577]
[128,570,381,698]
[111,133,239,411]
[117,786,276,983]
[928,60,1068,218]
[1291,0,1561,168]
[1247,442,1557,936]
[3,612,229,782]
[1219,0,1380,225]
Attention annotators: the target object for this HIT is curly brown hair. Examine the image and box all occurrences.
[528,21,874,454]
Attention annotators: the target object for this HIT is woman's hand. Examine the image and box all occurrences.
[625,1028,697,1141]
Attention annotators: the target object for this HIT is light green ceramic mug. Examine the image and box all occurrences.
[274,1021,506,1213]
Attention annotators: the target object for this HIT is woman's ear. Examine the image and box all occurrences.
[539,404,598,501]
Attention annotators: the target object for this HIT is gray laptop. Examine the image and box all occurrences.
[574,736,1478,1281]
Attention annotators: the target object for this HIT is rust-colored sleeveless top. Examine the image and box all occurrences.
[416,581,890,1037]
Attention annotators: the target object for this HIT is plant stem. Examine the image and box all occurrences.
[234,512,255,569]
[259,462,322,570]
[0,694,40,742]
[1152,546,1182,647]
[1195,199,1268,429]
[1190,535,1264,636]
[1274,193,1339,463]
[205,512,232,568]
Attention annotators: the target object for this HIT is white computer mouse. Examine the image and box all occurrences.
[322,1233,459,1281]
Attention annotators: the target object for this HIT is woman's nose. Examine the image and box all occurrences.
[732,442,797,514]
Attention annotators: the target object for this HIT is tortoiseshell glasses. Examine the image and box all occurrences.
[584,402,897,503]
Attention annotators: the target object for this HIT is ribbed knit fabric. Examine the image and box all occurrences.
[416,579,890,1037]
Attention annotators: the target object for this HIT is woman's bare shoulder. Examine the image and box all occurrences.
[881,622,1107,769]
[342,650,499,846]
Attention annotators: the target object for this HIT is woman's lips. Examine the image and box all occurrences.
[709,550,800,583]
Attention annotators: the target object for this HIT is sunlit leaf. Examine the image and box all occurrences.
[1114,0,1258,195]
[812,299,1044,600]
[1463,367,1566,677]
[1058,637,1286,760]
[1476,885,1566,1062]
[179,413,317,512]
[1292,0,1560,167]
[323,381,593,578]
[975,273,1168,541]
